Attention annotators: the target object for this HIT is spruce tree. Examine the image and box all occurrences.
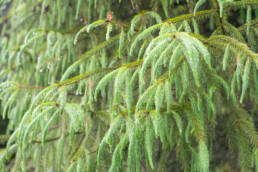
[0,0,257,171]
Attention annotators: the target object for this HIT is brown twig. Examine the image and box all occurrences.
[70,133,85,158]
[31,131,84,144]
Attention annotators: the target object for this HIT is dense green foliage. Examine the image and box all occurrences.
[0,0,258,171]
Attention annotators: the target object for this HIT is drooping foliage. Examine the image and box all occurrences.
[0,0,257,171]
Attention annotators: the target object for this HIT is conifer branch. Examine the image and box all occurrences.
[1,0,257,171]
[166,1,258,24]
[238,19,258,31]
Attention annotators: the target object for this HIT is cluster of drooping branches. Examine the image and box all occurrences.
[0,0,257,171]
